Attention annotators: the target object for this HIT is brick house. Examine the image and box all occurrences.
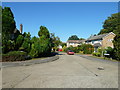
[66,32,115,52]
[85,32,116,52]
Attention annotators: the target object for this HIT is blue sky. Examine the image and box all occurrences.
[2,2,118,42]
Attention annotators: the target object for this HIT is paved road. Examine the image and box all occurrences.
[2,52,118,88]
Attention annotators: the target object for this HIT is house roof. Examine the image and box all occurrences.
[86,33,109,41]
[67,40,86,43]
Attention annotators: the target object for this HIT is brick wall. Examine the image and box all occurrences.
[102,33,115,48]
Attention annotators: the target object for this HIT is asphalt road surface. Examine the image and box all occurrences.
[2,52,118,88]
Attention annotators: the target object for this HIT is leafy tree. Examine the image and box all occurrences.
[29,38,41,58]
[15,35,24,50]
[68,35,79,40]
[38,26,52,56]
[61,42,67,47]
[21,32,31,53]
[50,33,61,50]
[98,13,120,60]
[2,7,16,40]
[38,26,50,38]
[113,33,120,60]
[30,36,39,43]
[79,38,85,40]
[98,13,119,35]
[2,7,16,53]
[105,47,114,58]
[81,44,94,54]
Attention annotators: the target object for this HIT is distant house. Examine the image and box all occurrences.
[85,32,116,52]
[67,40,86,47]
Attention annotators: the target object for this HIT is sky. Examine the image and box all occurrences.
[2,2,118,42]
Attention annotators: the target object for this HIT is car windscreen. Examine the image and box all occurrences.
[68,50,73,52]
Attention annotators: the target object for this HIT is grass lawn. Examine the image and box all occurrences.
[75,53,119,62]
[90,55,119,62]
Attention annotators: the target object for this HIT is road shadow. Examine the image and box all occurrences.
[56,53,65,55]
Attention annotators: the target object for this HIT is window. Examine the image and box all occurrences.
[70,43,74,45]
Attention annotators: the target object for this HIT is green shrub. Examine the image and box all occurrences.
[81,44,94,54]
[92,52,101,57]
[64,46,80,53]
[105,47,114,58]
[2,51,28,62]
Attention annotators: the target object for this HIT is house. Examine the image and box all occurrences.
[85,32,116,52]
[67,40,86,47]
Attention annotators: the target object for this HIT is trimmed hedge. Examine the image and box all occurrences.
[2,51,28,62]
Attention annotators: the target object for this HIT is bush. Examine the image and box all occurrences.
[64,46,79,53]
[2,51,28,62]
[81,44,94,54]
[92,52,101,57]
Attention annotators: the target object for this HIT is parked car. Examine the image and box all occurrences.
[58,49,62,52]
[67,50,74,55]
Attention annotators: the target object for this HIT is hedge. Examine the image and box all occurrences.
[2,51,29,62]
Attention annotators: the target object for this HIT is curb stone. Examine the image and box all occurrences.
[1,56,59,68]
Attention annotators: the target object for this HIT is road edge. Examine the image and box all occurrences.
[2,56,59,68]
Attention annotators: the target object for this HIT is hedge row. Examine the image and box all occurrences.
[2,51,31,62]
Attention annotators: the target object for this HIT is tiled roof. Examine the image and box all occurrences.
[67,40,86,43]
[86,33,109,41]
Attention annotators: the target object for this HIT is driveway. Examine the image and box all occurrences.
[2,52,118,88]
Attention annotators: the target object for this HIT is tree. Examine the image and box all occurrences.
[68,35,79,40]
[98,13,120,60]
[113,33,120,60]
[81,44,94,54]
[79,38,85,40]
[21,32,31,53]
[2,7,16,53]
[98,13,119,35]
[61,42,67,47]
[2,7,16,40]
[38,26,52,56]
[50,33,61,50]
[15,35,24,50]
[38,26,50,38]
[29,37,41,58]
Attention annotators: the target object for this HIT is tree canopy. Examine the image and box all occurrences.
[98,12,120,60]
[98,13,119,35]
[2,7,16,39]
[68,35,79,40]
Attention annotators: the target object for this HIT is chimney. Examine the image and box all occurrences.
[20,24,23,33]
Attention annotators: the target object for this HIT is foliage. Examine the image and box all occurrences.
[21,32,31,53]
[92,52,101,57]
[64,46,80,53]
[2,7,17,53]
[98,12,120,60]
[15,35,24,50]
[98,13,119,35]
[61,42,67,47]
[38,26,50,38]
[29,38,41,58]
[50,33,61,49]
[30,26,52,57]
[68,35,79,40]
[39,35,52,56]
[79,38,85,40]
[2,7,16,39]
[113,33,120,60]
[2,51,27,62]
[81,44,94,54]
[62,46,67,52]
